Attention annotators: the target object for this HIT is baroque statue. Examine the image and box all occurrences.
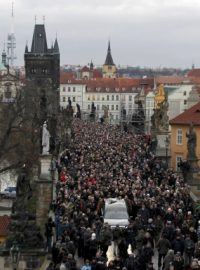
[42,121,50,155]
[151,96,169,132]
[186,123,197,160]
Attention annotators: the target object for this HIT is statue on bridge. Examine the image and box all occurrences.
[76,103,81,119]
[151,96,169,133]
[42,121,50,155]
[186,123,197,160]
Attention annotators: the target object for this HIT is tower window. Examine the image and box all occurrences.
[31,68,36,74]
[63,97,66,102]
[42,68,47,74]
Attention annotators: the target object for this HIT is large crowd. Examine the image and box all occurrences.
[45,119,200,270]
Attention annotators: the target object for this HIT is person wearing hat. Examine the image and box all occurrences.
[88,233,98,261]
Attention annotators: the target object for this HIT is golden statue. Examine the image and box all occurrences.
[155,84,166,109]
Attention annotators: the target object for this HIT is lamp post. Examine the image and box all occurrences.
[165,136,169,169]
[10,243,20,270]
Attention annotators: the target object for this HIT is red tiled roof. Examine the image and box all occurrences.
[170,101,200,126]
[85,78,140,93]
[189,77,200,85]
[60,71,74,83]
[0,216,10,236]
[81,66,90,72]
[187,69,200,77]
[60,77,154,93]
[155,76,185,85]
[92,69,102,78]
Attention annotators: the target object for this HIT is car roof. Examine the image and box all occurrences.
[105,198,126,205]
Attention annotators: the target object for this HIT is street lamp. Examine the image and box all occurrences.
[10,243,20,270]
[165,136,169,168]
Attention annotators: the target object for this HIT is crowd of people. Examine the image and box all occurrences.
[45,119,200,270]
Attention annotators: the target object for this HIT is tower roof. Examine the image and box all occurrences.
[31,24,48,53]
[54,38,59,53]
[104,41,115,66]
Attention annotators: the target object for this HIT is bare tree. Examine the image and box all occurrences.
[0,81,41,175]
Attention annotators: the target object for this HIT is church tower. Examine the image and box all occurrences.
[102,41,117,78]
[24,22,60,151]
[24,23,60,89]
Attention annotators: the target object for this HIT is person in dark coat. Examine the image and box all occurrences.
[99,224,112,257]
[156,234,171,269]
[89,233,98,260]
[45,217,55,253]
[124,254,135,270]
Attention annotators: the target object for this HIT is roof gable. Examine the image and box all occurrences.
[170,101,200,125]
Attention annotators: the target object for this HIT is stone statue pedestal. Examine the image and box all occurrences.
[40,154,52,178]
[151,129,170,166]
[36,154,53,227]
[185,159,200,184]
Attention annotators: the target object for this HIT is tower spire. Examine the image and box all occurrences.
[104,40,114,66]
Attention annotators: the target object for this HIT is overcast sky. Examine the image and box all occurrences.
[0,0,200,68]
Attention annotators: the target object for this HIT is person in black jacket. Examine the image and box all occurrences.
[45,217,55,253]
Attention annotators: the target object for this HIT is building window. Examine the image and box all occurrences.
[116,105,119,110]
[42,68,47,74]
[176,129,183,145]
[72,97,76,102]
[183,91,186,96]
[176,156,183,172]
[31,68,36,74]
[111,105,114,110]
[88,96,90,101]
[102,97,105,101]
[184,100,187,105]
[63,87,66,92]
[116,115,118,120]
[116,95,119,101]
[129,96,132,101]
[63,97,66,102]
[107,105,109,110]
[112,95,114,101]
[92,95,95,101]
[97,105,100,110]
[73,87,76,92]
[107,95,109,101]
[68,87,71,92]
[88,104,90,110]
